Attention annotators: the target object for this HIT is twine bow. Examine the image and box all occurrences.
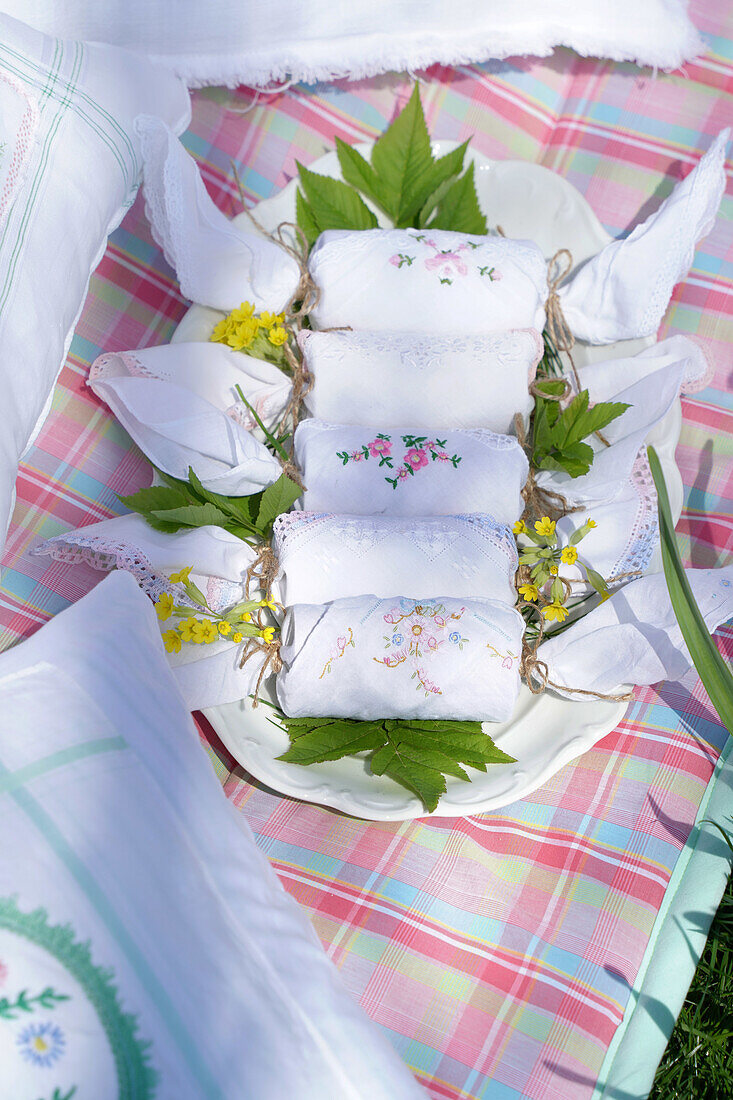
[245,541,280,599]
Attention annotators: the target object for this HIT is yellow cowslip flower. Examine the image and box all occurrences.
[259,595,276,611]
[169,565,192,584]
[241,612,252,623]
[191,619,218,644]
[542,602,568,623]
[231,632,243,643]
[518,583,539,602]
[228,302,256,324]
[513,520,527,536]
[218,620,232,636]
[261,625,276,645]
[227,317,259,350]
[162,629,182,654]
[258,310,280,328]
[155,592,174,621]
[549,564,559,576]
[179,617,199,642]
[586,518,597,529]
[210,318,232,343]
[267,325,288,347]
[560,546,578,565]
[534,516,556,538]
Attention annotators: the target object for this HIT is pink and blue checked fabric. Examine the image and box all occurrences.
[1,2,731,1095]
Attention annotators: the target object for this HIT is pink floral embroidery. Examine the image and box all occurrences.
[349,450,364,462]
[368,437,392,459]
[320,627,355,678]
[387,234,502,286]
[486,643,518,669]
[404,447,428,471]
[0,959,7,987]
[336,432,462,489]
[374,601,469,698]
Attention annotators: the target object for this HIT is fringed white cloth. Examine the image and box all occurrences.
[278,594,524,721]
[536,566,733,698]
[299,328,543,434]
[294,419,528,523]
[136,116,300,312]
[560,130,729,343]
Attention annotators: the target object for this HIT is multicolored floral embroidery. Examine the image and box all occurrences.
[373,601,469,697]
[319,627,355,678]
[389,235,503,286]
[337,433,462,490]
[17,1020,66,1067]
[486,643,518,670]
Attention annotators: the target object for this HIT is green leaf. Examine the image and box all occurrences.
[571,400,630,443]
[256,473,302,534]
[538,440,594,478]
[414,141,470,226]
[426,162,487,234]
[150,502,234,529]
[369,84,434,224]
[649,446,733,731]
[335,138,383,210]
[296,161,378,233]
[584,566,609,597]
[370,742,447,813]
[295,188,322,247]
[551,389,590,450]
[118,484,190,515]
[278,719,386,764]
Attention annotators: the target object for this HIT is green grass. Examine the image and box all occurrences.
[650,867,733,1098]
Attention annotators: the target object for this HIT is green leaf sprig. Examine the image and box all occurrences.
[119,466,300,544]
[296,85,486,244]
[275,713,515,813]
[531,379,630,478]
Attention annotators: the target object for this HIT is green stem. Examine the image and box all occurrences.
[235,384,291,462]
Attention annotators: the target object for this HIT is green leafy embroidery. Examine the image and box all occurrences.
[0,985,70,1019]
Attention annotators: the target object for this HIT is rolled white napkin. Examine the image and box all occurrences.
[537,566,733,698]
[308,228,548,333]
[34,515,262,710]
[577,334,714,402]
[136,116,300,312]
[272,511,518,607]
[278,594,524,721]
[560,129,729,344]
[299,328,542,434]
[88,369,282,495]
[295,419,527,523]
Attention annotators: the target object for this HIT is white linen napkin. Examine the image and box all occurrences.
[537,566,733,698]
[91,341,292,434]
[299,327,542,434]
[278,594,524,721]
[560,129,729,344]
[136,116,300,312]
[272,511,518,607]
[577,334,714,401]
[34,515,263,711]
[88,370,283,495]
[295,419,528,523]
[308,228,548,333]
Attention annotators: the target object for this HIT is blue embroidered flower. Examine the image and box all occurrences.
[721,578,731,587]
[391,633,404,647]
[17,1021,65,1068]
[449,631,461,644]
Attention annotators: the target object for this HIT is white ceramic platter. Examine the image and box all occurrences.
[174,143,683,820]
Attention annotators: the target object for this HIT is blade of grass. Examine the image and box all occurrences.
[648,446,733,731]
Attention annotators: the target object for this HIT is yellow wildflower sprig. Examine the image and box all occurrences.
[210,301,289,367]
[514,516,610,627]
[155,565,279,653]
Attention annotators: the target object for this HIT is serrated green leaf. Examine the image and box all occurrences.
[297,161,378,233]
[418,175,456,228]
[534,379,567,398]
[551,389,590,450]
[413,141,469,226]
[187,467,260,527]
[335,138,383,210]
[277,720,386,764]
[426,162,487,234]
[295,188,321,247]
[538,441,594,478]
[370,742,446,813]
[118,485,190,515]
[150,502,233,529]
[394,723,515,768]
[569,400,631,445]
[256,473,302,533]
[369,84,434,225]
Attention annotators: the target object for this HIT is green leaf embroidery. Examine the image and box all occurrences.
[296,161,378,233]
[0,986,70,1020]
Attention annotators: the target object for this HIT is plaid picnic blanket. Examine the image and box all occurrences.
[1,2,731,1095]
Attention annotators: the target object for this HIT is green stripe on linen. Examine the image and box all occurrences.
[0,756,224,1098]
[0,735,126,795]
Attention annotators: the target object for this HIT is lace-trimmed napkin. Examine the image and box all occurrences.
[278,595,524,721]
[136,116,300,312]
[299,328,543,434]
[88,360,282,495]
[294,419,528,523]
[308,228,548,334]
[35,515,264,710]
[537,567,733,698]
[560,129,729,344]
[272,511,518,607]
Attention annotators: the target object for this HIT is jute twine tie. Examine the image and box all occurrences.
[239,636,283,706]
[245,541,280,600]
[545,249,582,395]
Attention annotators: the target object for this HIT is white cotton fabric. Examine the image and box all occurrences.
[136,116,300,313]
[308,229,548,334]
[34,515,262,711]
[89,373,282,496]
[0,2,704,87]
[295,419,528,523]
[90,341,292,435]
[537,566,733,698]
[560,129,729,344]
[0,571,425,1099]
[300,328,543,434]
[577,334,714,401]
[272,511,519,607]
[0,14,190,554]
[278,594,524,721]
